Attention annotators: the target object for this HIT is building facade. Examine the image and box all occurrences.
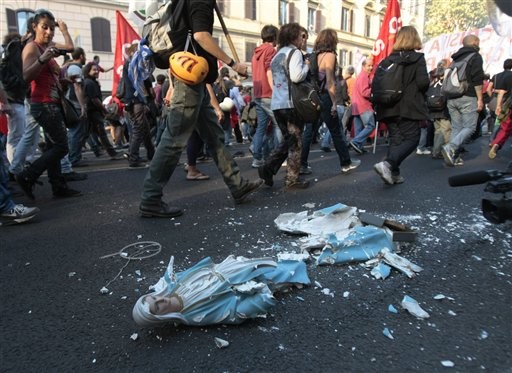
[2,0,425,91]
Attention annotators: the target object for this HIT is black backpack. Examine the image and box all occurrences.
[426,81,446,110]
[371,56,405,106]
[285,49,321,123]
[0,37,28,102]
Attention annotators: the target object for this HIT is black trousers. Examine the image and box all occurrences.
[384,118,421,174]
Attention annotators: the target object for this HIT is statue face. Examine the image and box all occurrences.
[144,295,182,315]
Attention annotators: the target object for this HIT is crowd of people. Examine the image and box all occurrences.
[1,5,510,226]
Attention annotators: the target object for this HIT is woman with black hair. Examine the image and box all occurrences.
[16,9,81,199]
[257,22,311,190]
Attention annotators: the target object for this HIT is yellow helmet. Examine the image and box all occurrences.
[169,52,209,85]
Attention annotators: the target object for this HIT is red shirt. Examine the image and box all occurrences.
[251,43,276,99]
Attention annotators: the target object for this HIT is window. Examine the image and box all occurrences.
[6,8,34,34]
[279,0,288,25]
[339,49,348,68]
[307,8,315,31]
[341,7,353,33]
[245,41,257,63]
[245,0,256,20]
[91,18,112,52]
[364,14,371,37]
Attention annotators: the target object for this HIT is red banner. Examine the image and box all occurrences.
[112,11,140,97]
[371,0,402,69]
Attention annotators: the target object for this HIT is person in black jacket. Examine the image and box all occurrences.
[373,26,430,185]
[441,35,484,167]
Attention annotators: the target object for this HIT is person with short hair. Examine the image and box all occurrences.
[250,24,282,168]
[441,34,485,166]
[489,58,512,159]
[349,58,375,154]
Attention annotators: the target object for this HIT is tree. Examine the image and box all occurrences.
[424,0,488,40]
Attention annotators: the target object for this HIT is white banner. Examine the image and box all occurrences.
[422,25,512,77]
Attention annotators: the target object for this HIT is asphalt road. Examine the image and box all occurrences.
[1,136,511,372]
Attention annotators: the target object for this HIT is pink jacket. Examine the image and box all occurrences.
[351,72,373,115]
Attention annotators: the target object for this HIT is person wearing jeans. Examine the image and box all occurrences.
[251,25,282,168]
[9,101,40,175]
[442,35,484,167]
[349,58,374,154]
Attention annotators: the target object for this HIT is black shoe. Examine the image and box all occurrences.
[285,179,310,190]
[232,179,263,204]
[349,141,363,154]
[62,172,88,182]
[109,151,123,160]
[129,161,147,169]
[16,174,40,200]
[321,146,332,153]
[258,166,274,187]
[139,201,183,218]
[72,161,89,168]
[53,187,82,198]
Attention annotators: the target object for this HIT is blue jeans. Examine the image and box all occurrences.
[252,98,282,160]
[141,80,245,204]
[68,115,89,165]
[300,122,314,167]
[318,92,352,167]
[447,95,478,151]
[0,134,15,213]
[6,102,26,163]
[9,101,40,175]
[352,110,375,147]
[23,103,68,187]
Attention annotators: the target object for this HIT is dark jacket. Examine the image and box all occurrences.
[450,46,484,98]
[374,50,430,121]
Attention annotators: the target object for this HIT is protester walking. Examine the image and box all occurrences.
[349,58,375,154]
[373,26,430,185]
[306,28,360,174]
[250,24,282,168]
[139,0,261,218]
[16,9,81,199]
[441,35,485,167]
[257,22,311,190]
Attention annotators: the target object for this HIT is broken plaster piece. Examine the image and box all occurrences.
[130,333,139,341]
[100,286,109,294]
[214,337,229,349]
[388,304,398,314]
[383,327,394,340]
[401,295,430,319]
[441,360,455,367]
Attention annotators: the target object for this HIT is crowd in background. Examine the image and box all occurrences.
[0,7,510,225]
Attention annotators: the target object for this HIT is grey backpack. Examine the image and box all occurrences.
[442,53,475,99]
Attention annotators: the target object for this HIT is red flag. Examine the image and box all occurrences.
[112,11,140,97]
[371,0,402,69]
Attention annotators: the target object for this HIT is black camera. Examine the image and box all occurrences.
[448,164,512,224]
[53,48,71,56]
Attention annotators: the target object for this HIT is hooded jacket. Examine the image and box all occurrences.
[251,43,277,99]
[449,46,485,98]
[374,50,430,121]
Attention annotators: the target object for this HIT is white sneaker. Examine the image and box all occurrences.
[251,159,264,168]
[374,161,394,185]
[0,204,39,225]
[341,159,361,173]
